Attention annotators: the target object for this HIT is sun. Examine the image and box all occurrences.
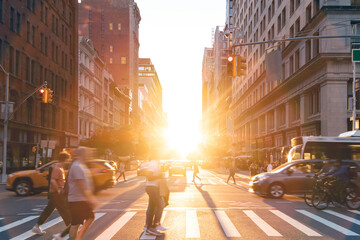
[163,122,201,158]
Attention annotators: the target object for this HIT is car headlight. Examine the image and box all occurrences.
[258,176,269,181]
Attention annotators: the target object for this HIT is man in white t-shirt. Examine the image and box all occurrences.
[267,162,273,172]
[68,147,96,240]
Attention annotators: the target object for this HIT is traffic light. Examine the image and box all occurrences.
[32,146,37,153]
[47,89,54,103]
[227,55,235,77]
[39,88,48,103]
[236,56,247,76]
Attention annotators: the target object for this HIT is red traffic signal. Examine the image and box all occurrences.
[227,55,234,62]
[39,88,45,94]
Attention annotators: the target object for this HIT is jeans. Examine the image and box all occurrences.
[145,186,161,228]
[227,174,236,183]
[38,192,71,237]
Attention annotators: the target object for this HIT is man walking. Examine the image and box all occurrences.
[32,152,72,239]
[116,161,126,182]
[192,162,201,183]
[67,147,97,240]
[227,165,236,184]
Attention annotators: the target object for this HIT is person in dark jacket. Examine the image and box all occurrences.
[227,166,236,184]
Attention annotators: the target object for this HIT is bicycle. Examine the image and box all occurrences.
[304,174,323,207]
[311,176,360,210]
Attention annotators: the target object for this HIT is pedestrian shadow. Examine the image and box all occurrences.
[138,231,165,239]
[193,182,227,238]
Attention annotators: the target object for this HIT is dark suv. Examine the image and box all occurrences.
[250,159,360,198]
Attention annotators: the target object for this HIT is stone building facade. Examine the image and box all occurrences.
[0,0,78,169]
[78,36,130,142]
[78,0,141,124]
[229,0,360,162]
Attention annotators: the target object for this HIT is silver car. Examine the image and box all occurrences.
[249,159,360,198]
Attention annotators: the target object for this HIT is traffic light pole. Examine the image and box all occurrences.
[0,64,9,184]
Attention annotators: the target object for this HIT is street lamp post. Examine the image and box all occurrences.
[0,64,9,184]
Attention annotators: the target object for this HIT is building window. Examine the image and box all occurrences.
[27,100,33,124]
[313,31,320,56]
[110,45,113,52]
[305,40,311,62]
[118,23,121,30]
[306,4,312,24]
[15,50,20,76]
[10,7,14,31]
[290,0,294,16]
[109,23,113,30]
[289,55,294,75]
[26,57,30,82]
[101,10,104,20]
[26,22,30,41]
[32,25,35,45]
[109,58,113,64]
[290,25,294,38]
[16,11,20,33]
[9,47,14,74]
[295,17,300,36]
[121,57,126,64]
[0,0,3,22]
[309,88,320,115]
[294,49,300,71]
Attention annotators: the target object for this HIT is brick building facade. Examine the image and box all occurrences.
[0,0,78,170]
[78,0,141,124]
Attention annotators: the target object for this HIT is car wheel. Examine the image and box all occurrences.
[268,183,285,198]
[15,180,31,196]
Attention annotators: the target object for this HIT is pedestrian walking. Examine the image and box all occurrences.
[67,147,97,240]
[227,166,236,184]
[116,161,126,182]
[143,158,163,236]
[31,152,72,239]
[153,176,169,231]
[267,162,273,172]
[192,162,201,183]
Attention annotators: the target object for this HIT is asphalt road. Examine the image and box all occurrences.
[0,168,360,240]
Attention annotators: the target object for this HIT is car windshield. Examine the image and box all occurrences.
[271,162,293,173]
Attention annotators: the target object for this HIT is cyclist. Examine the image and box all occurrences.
[323,160,350,197]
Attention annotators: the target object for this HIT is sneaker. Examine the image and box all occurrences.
[156,225,167,231]
[146,227,163,236]
[52,233,65,240]
[32,225,45,235]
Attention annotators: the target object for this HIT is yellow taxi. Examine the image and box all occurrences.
[6,159,116,196]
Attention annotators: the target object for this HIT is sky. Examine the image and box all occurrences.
[136,0,226,154]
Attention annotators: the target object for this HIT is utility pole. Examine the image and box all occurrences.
[0,64,9,184]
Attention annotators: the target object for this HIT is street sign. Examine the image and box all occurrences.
[48,140,56,149]
[40,140,48,148]
[353,49,360,62]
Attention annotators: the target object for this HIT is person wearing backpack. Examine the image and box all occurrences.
[32,152,72,239]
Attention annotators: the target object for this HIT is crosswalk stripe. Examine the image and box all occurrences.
[186,210,200,238]
[124,179,138,184]
[243,210,282,236]
[0,216,38,233]
[296,210,359,236]
[270,210,321,237]
[348,210,360,214]
[161,211,167,223]
[95,212,136,240]
[324,210,360,226]
[214,211,241,237]
[208,179,216,185]
[11,212,106,240]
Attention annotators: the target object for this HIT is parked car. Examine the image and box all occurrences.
[169,161,187,177]
[6,159,116,196]
[249,159,360,198]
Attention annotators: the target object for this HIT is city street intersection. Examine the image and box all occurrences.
[0,169,359,240]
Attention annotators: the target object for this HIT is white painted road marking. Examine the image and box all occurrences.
[270,210,321,237]
[349,210,360,214]
[214,211,241,237]
[0,216,38,233]
[244,210,282,236]
[11,213,105,240]
[186,210,200,238]
[324,210,360,226]
[95,212,136,240]
[208,179,216,185]
[297,210,359,236]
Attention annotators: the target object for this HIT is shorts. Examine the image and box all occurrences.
[68,201,94,225]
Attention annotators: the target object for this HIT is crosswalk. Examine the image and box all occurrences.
[121,176,235,186]
[2,207,360,239]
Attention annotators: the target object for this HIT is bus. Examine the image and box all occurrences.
[288,131,360,162]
